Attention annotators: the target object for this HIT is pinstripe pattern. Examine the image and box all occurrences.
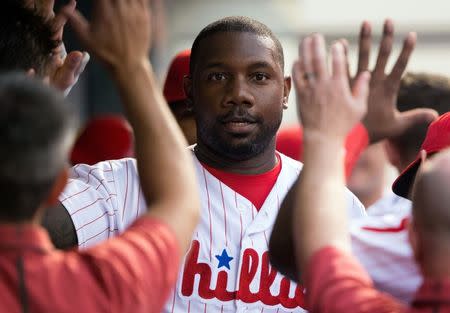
[60,152,366,312]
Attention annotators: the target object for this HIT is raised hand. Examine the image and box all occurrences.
[353,19,437,143]
[293,34,370,143]
[65,0,152,74]
[24,0,88,95]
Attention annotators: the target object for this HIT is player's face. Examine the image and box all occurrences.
[190,32,289,160]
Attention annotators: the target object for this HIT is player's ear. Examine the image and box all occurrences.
[183,75,194,110]
[43,167,69,207]
[282,76,291,109]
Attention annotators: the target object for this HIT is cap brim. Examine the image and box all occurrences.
[392,158,422,199]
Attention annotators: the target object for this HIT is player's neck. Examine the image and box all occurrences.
[194,141,278,175]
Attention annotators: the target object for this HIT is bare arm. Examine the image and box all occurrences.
[41,203,78,249]
[269,19,435,280]
[66,0,199,254]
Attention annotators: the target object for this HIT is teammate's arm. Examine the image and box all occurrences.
[269,19,433,280]
[66,0,199,255]
[41,202,78,249]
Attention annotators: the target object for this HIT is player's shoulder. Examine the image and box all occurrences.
[69,157,138,180]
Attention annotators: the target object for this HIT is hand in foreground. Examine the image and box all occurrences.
[64,0,151,74]
[350,19,437,143]
[24,0,89,95]
[293,34,370,143]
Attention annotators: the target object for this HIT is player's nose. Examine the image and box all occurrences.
[222,76,254,108]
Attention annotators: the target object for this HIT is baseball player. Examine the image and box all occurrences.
[43,16,368,312]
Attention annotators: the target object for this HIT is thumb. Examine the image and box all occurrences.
[397,108,438,134]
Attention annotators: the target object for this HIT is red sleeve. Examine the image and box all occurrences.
[305,246,405,313]
[344,123,369,179]
[76,216,180,313]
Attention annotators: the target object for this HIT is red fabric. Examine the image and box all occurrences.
[305,246,450,313]
[0,217,179,313]
[71,115,134,165]
[393,112,450,197]
[202,154,282,210]
[163,49,191,103]
[276,123,369,179]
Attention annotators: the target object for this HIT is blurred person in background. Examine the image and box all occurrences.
[70,115,134,165]
[347,142,389,208]
[163,49,196,145]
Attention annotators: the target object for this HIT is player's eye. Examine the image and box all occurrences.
[252,72,269,81]
[208,73,227,81]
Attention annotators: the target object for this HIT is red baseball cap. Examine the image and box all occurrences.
[163,49,191,104]
[392,112,450,198]
[70,115,134,165]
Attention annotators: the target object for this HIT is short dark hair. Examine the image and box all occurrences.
[390,72,450,162]
[0,73,77,222]
[0,1,58,76]
[190,16,284,75]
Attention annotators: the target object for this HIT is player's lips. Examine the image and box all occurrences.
[221,117,257,133]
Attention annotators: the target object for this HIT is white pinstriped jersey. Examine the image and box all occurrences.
[351,198,420,304]
[59,152,366,312]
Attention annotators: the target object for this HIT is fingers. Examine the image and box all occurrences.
[331,42,347,83]
[338,38,352,81]
[51,0,76,40]
[311,34,328,79]
[356,21,372,74]
[373,19,394,76]
[65,8,91,48]
[300,36,314,82]
[352,71,371,104]
[51,51,83,91]
[389,32,417,83]
[292,60,307,94]
[400,108,438,128]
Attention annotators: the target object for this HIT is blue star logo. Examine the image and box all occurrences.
[215,249,233,270]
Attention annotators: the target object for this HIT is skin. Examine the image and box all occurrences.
[24,0,88,92]
[43,30,292,249]
[185,32,291,174]
[269,19,438,281]
[410,150,450,279]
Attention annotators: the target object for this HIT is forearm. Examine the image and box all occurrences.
[294,135,351,273]
[112,62,199,250]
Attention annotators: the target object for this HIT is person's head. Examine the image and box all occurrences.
[385,72,450,172]
[347,143,389,208]
[0,73,77,223]
[393,112,450,199]
[163,49,196,145]
[409,148,450,276]
[185,16,290,161]
[0,1,57,77]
